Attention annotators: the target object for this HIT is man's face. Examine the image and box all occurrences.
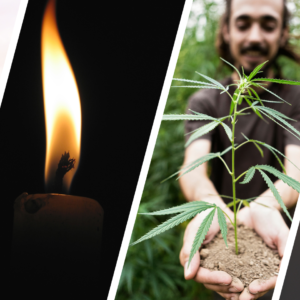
[223,0,287,74]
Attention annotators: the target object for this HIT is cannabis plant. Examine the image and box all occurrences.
[132,58,300,266]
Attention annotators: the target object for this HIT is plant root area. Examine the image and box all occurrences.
[200,224,280,287]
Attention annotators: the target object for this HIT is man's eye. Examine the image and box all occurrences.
[236,22,250,31]
[262,23,276,32]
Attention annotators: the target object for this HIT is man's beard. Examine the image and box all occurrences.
[237,43,275,79]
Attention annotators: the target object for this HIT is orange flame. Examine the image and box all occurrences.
[41,0,81,193]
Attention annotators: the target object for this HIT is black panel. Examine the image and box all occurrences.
[280,222,300,300]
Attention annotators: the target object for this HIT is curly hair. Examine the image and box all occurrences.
[215,0,300,73]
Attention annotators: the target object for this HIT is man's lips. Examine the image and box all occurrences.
[243,50,262,56]
[241,50,266,63]
[240,45,268,64]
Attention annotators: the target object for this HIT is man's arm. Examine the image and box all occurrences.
[179,140,243,299]
[237,144,300,300]
[179,139,228,208]
[238,144,300,227]
[179,143,300,299]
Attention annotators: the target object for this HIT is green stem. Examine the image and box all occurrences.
[213,194,234,200]
[226,199,241,208]
[236,106,254,115]
[234,170,249,183]
[237,200,244,213]
[218,156,232,175]
[234,140,251,151]
[231,95,240,255]
[221,209,235,227]
[225,90,235,102]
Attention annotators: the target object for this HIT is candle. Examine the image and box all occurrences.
[11,192,103,283]
[10,0,103,287]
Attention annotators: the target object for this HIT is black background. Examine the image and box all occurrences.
[280,223,300,299]
[1,0,185,298]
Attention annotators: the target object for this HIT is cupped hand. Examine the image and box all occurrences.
[237,204,289,299]
[238,204,288,257]
[180,206,244,299]
[238,277,277,300]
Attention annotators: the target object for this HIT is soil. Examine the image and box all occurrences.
[200,223,280,287]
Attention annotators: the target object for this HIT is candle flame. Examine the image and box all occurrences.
[42,0,81,193]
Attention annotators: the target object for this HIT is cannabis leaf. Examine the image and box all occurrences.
[244,96,264,120]
[221,144,236,155]
[241,134,300,171]
[258,143,298,172]
[188,207,216,266]
[252,78,300,85]
[257,106,296,122]
[239,164,299,219]
[195,71,226,90]
[257,108,300,139]
[217,207,228,247]
[185,121,220,147]
[161,152,220,182]
[269,148,286,173]
[172,78,216,86]
[257,169,292,221]
[248,88,265,107]
[131,203,215,246]
[240,167,256,184]
[220,57,242,80]
[256,165,300,193]
[248,61,268,80]
[163,113,216,121]
[221,123,232,140]
[249,87,260,100]
[255,142,264,157]
[252,82,290,104]
[242,200,250,207]
[172,85,222,90]
[178,154,219,179]
[244,96,283,104]
[139,201,215,216]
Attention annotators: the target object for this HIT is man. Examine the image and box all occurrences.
[178,0,300,299]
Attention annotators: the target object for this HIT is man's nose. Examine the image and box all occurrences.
[247,23,264,44]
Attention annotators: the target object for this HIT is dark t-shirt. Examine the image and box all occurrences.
[185,77,300,225]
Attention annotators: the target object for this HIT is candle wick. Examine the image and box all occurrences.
[54,151,75,193]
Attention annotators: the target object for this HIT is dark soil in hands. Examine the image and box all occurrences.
[200,224,280,287]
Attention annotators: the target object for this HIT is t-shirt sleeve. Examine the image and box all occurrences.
[184,89,217,144]
[284,88,300,147]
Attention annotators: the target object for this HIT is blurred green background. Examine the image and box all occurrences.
[115,0,300,299]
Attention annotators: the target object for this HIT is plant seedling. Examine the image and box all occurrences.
[132,59,300,267]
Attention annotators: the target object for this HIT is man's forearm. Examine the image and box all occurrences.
[179,169,227,206]
[252,145,300,211]
[252,179,299,211]
[179,140,229,211]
